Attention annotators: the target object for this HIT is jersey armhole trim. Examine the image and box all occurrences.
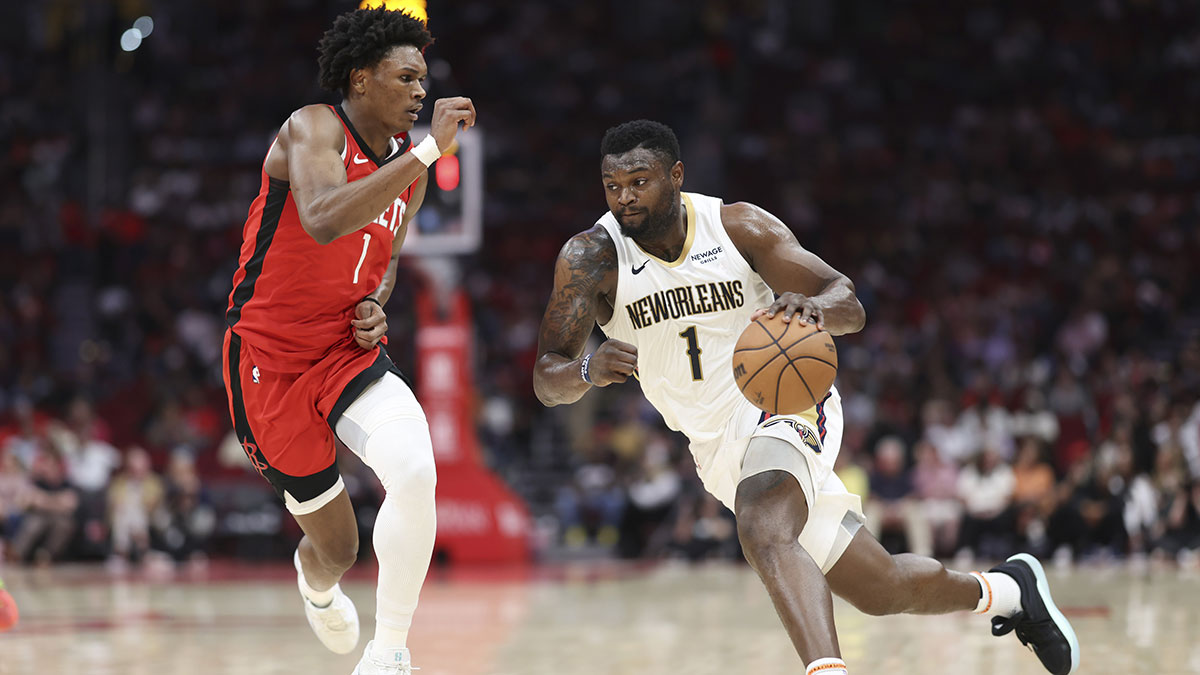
[631,193,697,268]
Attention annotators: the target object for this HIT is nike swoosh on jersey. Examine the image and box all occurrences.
[352,153,369,165]
[632,261,649,274]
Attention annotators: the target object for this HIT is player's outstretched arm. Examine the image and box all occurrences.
[533,226,634,407]
[724,202,866,336]
[286,98,475,245]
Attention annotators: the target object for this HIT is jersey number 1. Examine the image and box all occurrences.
[679,326,703,380]
[353,233,371,283]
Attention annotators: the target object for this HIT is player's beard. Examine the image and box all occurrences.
[617,193,681,245]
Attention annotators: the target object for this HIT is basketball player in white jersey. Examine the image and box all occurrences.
[533,120,1079,675]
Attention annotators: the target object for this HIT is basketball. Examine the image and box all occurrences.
[732,314,838,415]
[0,583,18,633]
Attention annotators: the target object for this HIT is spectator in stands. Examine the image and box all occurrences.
[155,451,215,566]
[1144,444,1197,564]
[1048,451,1128,560]
[556,451,625,548]
[9,449,79,564]
[1,400,44,471]
[667,492,737,562]
[1157,479,1200,566]
[956,445,1016,559]
[619,434,681,558]
[910,440,961,558]
[834,445,870,505]
[1011,438,1057,553]
[50,397,120,558]
[0,447,31,557]
[921,399,975,466]
[1179,401,1200,480]
[866,436,916,553]
[106,446,165,567]
[1010,390,1059,449]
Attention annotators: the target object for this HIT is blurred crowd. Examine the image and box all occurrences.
[0,398,215,567]
[2,0,1200,566]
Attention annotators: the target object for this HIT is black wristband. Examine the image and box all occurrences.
[361,296,383,308]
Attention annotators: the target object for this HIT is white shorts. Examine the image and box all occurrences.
[692,388,864,573]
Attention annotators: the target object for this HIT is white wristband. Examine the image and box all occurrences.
[411,135,441,167]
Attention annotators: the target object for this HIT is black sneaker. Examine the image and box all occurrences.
[989,553,1080,674]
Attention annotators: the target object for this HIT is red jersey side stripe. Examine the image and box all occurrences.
[226,177,289,328]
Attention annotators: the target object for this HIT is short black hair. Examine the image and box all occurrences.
[600,120,680,167]
[317,8,434,95]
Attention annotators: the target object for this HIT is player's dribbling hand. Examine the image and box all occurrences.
[429,97,477,150]
[751,292,824,330]
[352,299,388,350]
[588,339,638,387]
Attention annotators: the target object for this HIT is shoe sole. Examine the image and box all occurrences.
[1009,553,1080,674]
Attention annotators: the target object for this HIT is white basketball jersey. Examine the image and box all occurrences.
[597,192,776,446]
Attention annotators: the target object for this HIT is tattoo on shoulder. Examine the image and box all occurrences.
[563,225,616,277]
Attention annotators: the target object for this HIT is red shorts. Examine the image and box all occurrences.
[222,329,404,508]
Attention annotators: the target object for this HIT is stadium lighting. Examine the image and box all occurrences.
[359,0,427,23]
[133,16,154,37]
[120,28,142,52]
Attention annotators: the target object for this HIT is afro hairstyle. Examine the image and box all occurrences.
[317,7,434,95]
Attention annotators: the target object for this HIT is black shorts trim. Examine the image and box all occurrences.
[326,346,412,432]
[272,462,341,505]
[227,331,341,505]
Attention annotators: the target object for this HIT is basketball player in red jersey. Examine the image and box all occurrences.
[222,9,474,674]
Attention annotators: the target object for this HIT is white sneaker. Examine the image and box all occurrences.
[351,640,414,675]
[295,550,360,654]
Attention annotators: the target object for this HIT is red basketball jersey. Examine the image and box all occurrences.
[226,105,416,373]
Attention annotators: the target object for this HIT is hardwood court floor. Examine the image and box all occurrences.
[0,558,1196,674]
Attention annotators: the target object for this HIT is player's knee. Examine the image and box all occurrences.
[737,514,787,569]
[368,419,437,499]
[735,478,808,569]
[315,532,360,574]
[392,453,437,500]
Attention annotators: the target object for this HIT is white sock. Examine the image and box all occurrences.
[294,549,336,608]
[971,571,1022,617]
[806,657,848,675]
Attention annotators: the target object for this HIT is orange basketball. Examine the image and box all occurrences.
[0,585,18,632]
[732,314,838,415]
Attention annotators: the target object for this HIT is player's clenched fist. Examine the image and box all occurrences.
[351,299,388,350]
[429,97,477,150]
[584,339,638,387]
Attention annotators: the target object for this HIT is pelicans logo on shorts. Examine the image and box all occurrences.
[763,418,823,454]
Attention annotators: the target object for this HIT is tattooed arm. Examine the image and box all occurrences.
[534,226,634,407]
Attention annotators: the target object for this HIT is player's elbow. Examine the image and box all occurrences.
[532,371,559,408]
[848,299,866,333]
[532,358,573,407]
[301,220,337,245]
[837,276,867,334]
